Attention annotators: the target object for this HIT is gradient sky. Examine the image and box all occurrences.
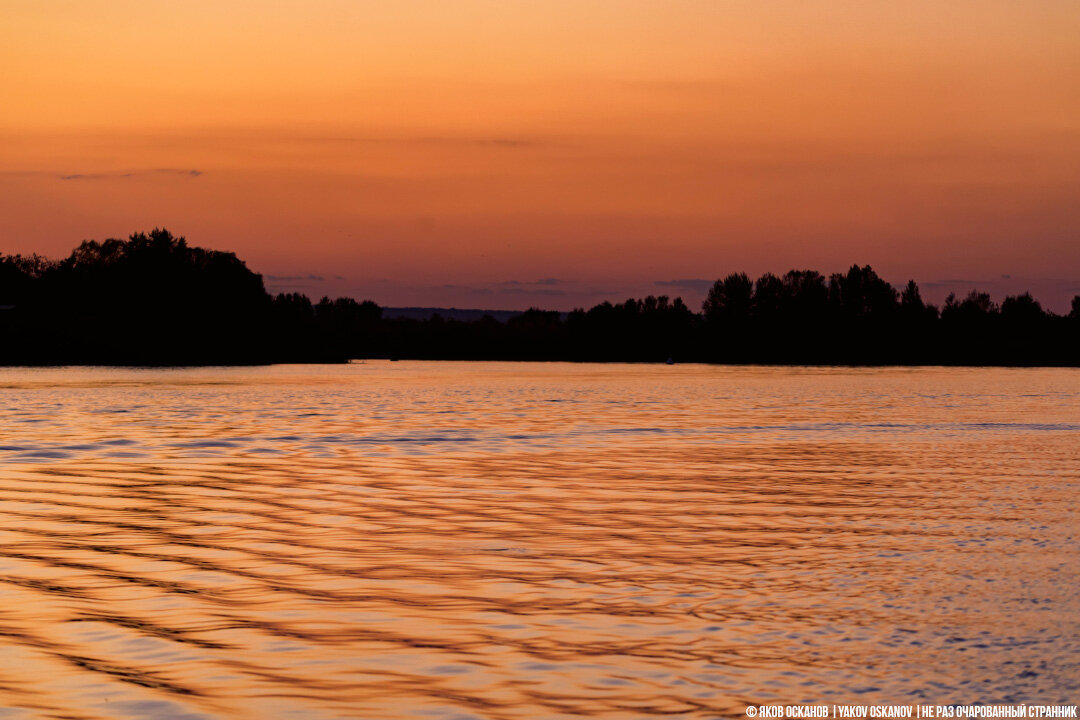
[3,1,1079,310]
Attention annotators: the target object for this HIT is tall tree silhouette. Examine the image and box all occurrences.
[703,272,753,324]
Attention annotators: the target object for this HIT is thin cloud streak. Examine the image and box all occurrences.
[266,274,325,282]
[57,169,203,181]
[296,135,545,149]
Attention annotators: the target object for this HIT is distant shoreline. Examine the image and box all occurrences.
[3,230,1078,368]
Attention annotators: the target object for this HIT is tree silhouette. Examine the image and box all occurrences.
[703,272,753,324]
[0,232,1076,366]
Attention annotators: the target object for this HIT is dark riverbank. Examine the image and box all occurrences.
[2,229,1078,367]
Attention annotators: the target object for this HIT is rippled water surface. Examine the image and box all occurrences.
[0,362,1077,719]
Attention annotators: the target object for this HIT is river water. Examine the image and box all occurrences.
[0,363,1076,719]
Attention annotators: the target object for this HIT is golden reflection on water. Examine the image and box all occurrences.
[0,363,1077,719]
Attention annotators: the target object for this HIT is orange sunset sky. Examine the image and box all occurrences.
[2,1,1079,310]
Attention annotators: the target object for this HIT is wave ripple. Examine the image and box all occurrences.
[0,363,1076,719]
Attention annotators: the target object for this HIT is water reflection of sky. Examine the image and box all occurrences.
[0,363,1076,718]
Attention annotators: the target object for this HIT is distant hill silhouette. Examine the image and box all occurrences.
[1,230,1077,366]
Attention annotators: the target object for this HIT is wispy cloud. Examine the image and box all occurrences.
[499,287,566,297]
[266,274,325,282]
[619,78,733,93]
[298,135,543,149]
[58,168,203,181]
[499,278,567,287]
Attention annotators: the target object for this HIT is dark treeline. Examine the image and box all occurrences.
[1,229,1078,365]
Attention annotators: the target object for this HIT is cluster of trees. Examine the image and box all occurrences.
[374,267,1078,365]
[695,267,1075,364]
[377,295,699,362]
[1,230,272,364]
[1,229,1077,365]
